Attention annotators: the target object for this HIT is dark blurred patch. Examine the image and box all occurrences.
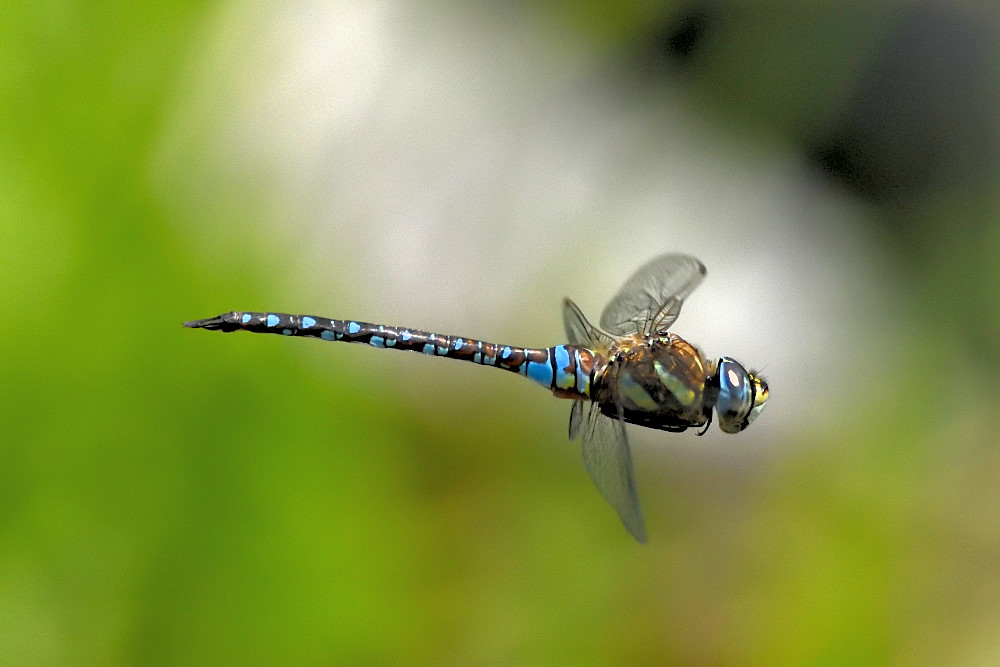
[663,4,713,63]
[808,6,999,204]
[641,3,719,70]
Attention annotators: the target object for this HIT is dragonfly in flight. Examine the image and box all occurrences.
[185,253,768,541]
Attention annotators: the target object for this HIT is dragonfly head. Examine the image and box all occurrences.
[713,357,768,434]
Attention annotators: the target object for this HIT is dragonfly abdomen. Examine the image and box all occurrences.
[184,311,595,399]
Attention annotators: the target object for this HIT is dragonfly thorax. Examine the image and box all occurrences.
[593,334,712,432]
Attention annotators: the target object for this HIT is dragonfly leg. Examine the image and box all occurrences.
[696,410,713,436]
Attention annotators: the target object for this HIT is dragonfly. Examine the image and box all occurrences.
[185,253,768,541]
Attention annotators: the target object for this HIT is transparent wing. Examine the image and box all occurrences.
[578,402,646,542]
[568,400,585,440]
[562,298,614,348]
[599,253,706,337]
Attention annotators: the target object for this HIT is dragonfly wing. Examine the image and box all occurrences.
[599,253,706,337]
[562,297,614,348]
[568,400,585,440]
[580,402,646,542]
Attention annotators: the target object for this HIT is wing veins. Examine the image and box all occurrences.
[578,401,646,542]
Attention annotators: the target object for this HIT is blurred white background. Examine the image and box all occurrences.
[158,1,899,452]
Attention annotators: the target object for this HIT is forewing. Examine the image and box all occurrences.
[563,298,614,348]
[599,254,706,337]
[579,402,647,542]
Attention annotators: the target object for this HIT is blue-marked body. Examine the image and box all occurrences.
[184,310,596,401]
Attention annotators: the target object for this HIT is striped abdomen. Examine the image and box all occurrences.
[184,311,596,400]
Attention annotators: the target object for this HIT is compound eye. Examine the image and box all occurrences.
[716,358,752,434]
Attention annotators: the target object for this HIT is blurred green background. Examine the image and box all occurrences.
[3,1,999,664]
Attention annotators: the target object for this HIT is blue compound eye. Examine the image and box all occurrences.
[716,357,753,434]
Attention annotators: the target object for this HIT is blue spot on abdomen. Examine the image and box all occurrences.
[553,345,574,389]
[348,321,361,335]
[527,358,554,388]
[266,314,279,327]
[241,313,252,324]
[302,316,316,328]
[574,350,590,395]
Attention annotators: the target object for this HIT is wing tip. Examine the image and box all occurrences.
[625,515,648,543]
